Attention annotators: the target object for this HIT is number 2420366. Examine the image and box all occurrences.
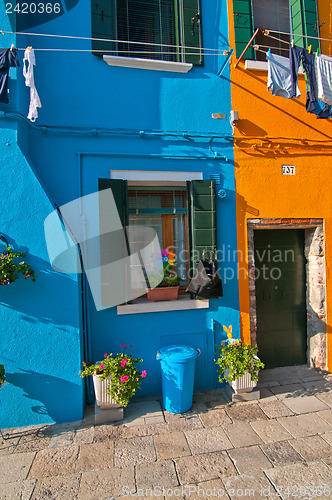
[6,3,61,14]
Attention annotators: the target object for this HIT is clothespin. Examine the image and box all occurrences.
[291,39,294,48]
[223,50,229,56]
[308,45,312,54]
[27,46,32,51]
[267,48,271,57]
[317,47,320,56]
[253,45,260,51]
[263,30,269,36]
[10,44,14,51]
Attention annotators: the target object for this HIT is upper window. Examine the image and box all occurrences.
[233,0,320,61]
[91,0,204,65]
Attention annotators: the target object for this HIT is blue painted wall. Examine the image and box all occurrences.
[0,0,240,426]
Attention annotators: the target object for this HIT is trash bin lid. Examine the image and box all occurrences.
[158,345,198,362]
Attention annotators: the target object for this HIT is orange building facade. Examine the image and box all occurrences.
[228,0,332,371]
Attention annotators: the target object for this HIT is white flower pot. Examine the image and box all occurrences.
[225,369,258,394]
[92,374,121,408]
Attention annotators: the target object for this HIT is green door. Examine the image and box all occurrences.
[254,229,307,369]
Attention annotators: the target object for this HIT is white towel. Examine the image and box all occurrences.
[23,48,42,122]
[315,54,332,106]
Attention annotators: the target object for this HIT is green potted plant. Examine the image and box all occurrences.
[0,364,6,389]
[215,326,264,394]
[0,247,36,286]
[80,345,146,409]
[147,248,181,302]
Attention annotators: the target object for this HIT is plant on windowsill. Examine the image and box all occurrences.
[79,345,146,410]
[0,364,6,389]
[147,248,181,302]
[0,247,36,286]
[215,326,265,394]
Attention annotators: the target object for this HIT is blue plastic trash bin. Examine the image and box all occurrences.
[157,345,199,413]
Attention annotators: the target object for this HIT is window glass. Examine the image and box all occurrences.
[252,0,290,60]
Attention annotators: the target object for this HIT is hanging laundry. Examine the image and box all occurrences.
[23,47,41,122]
[289,45,317,112]
[0,47,20,103]
[267,52,301,98]
[315,54,332,106]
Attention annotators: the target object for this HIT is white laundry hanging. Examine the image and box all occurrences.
[23,47,42,122]
[315,53,332,106]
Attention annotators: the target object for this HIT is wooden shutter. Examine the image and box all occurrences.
[181,0,204,65]
[291,0,319,51]
[187,180,217,276]
[91,0,116,55]
[98,178,129,306]
[233,0,255,60]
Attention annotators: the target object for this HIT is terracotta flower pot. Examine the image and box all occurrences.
[147,286,179,302]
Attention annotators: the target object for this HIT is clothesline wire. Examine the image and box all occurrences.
[253,45,289,53]
[264,33,290,46]
[0,28,227,55]
[15,47,223,55]
[266,28,332,44]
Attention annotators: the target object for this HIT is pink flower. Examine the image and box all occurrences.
[135,378,138,381]
[121,359,128,367]
[83,361,86,365]
[120,376,129,382]
[141,370,147,378]
[121,344,127,349]
[100,364,105,370]
[104,353,107,358]
[130,345,133,348]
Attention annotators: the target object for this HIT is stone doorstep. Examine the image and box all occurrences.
[94,402,124,426]
[225,384,260,403]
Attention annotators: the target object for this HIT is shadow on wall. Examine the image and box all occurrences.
[6,370,81,422]
[0,242,79,329]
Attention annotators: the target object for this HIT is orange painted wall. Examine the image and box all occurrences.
[228,0,332,370]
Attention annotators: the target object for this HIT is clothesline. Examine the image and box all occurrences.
[14,48,217,55]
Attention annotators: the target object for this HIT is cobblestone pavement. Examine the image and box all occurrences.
[1,365,332,499]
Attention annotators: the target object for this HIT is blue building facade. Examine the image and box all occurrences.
[0,0,240,428]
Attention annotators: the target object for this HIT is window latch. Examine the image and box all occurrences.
[192,12,200,36]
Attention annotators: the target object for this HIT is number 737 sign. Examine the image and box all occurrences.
[282,165,296,175]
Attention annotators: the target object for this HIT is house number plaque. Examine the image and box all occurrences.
[282,165,295,175]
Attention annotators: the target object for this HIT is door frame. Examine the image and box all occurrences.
[247,218,327,369]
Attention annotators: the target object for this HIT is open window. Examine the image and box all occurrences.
[233,0,319,61]
[91,0,203,65]
[98,178,216,306]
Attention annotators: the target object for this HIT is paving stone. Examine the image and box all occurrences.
[260,441,304,467]
[93,424,122,442]
[165,414,204,432]
[258,388,277,402]
[223,421,263,448]
[225,404,268,423]
[222,470,280,499]
[14,432,50,454]
[32,474,80,499]
[76,442,114,472]
[282,395,329,414]
[301,379,332,392]
[154,431,191,460]
[120,422,169,438]
[199,409,232,427]
[114,435,156,467]
[0,452,36,483]
[323,456,332,471]
[194,479,230,499]
[228,445,272,474]
[270,384,306,399]
[79,466,135,499]
[135,460,179,489]
[257,381,281,388]
[0,479,36,499]
[0,435,20,455]
[184,427,233,455]
[316,392,332,408]
[42,422,80,438]
[317,409,332,425]
[258,400,294,419]
[289,435,332,461]
[49,430,75,448]
[277,413,331,438]
[264,462,332,499]
[175,451,237,484]
[28,445,79,478]
[73,427,94,445]
[321,432,332,446]
[250,419,292,443]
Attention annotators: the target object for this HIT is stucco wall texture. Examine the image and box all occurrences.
[227,0,332,370]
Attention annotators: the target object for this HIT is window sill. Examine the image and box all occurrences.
[245,59,304,74]
[103,55,193,73]
[117,295,209,315]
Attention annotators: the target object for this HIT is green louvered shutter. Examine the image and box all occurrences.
[91,0,116,55]
[291,0,319,51]
[181,0,203,65]
[233,0,255,60]
[98,178,129,307]
[187,180,217,276]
